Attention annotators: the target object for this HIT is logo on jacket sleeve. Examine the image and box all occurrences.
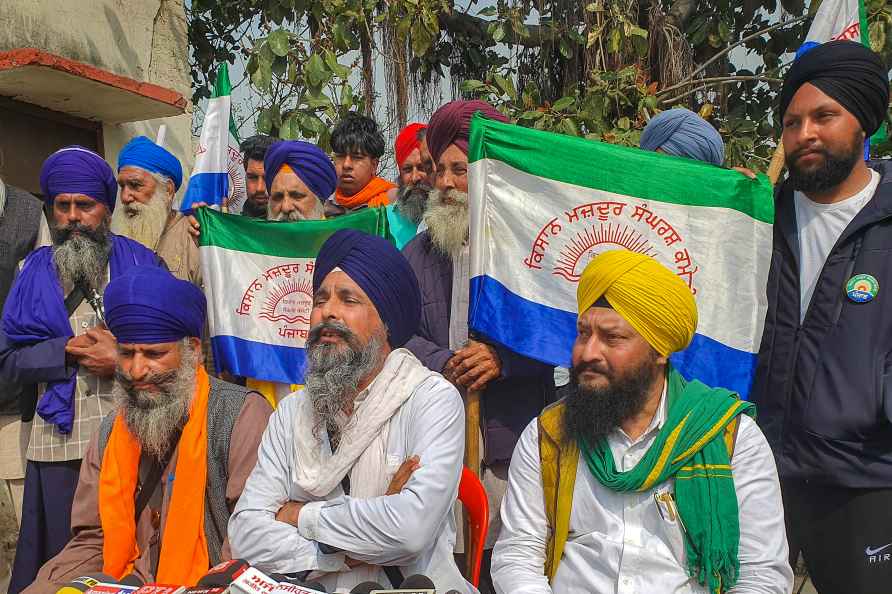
[846,273,879,303]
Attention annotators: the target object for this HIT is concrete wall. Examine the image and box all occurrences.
[0,0,194,195]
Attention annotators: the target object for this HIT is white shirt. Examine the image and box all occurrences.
[492,390,793,594]
[229,376,475,594]
[794,169,880,321]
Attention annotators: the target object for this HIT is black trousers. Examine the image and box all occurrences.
[782,479,892,594]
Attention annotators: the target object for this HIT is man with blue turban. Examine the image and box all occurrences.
[640,108,726,166]
[231,230,474,593]
[263,139,337,221]
[0,146,164,593]
[23,266,272,593]
[113,136,201,286]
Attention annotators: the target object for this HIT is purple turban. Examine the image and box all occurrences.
[118,136,184,190]
[264,140,337,201]
[313,229,421,347]
[104,266,206,344]
[426,99,509,163]
[39,146,118,212]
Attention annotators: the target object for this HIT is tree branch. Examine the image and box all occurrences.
[438,10,558,48]
[658,75,782,104]
[672,14,808,88]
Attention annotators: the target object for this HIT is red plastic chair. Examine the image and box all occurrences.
[458,465,489,587]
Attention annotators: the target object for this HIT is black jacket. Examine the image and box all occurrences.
[752,161,892,488]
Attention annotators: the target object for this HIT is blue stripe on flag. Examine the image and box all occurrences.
[470,275,756,398]
[211,335,306,384]
[181,172,229,212]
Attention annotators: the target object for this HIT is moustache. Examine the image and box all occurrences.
[54,222,107,244]
[115,367,178,392]
[790,146,828,164]
[572,361,612,379]
[307,320,361,349]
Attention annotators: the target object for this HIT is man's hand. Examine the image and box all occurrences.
[386,455,421,495]
[186,202,210,238]
[275,500,305,528]
[444,340,502,392]
[65,328,117,377]
[731,166,757,179]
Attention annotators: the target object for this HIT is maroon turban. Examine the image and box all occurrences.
[426,100,509,163]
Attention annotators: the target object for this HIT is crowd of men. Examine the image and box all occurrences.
[0,39,889,594]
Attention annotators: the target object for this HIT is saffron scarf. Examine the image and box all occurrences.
[578,366,755,593]
[99,365,211,584]
[334,176,395,209]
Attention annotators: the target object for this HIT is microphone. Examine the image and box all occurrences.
[198,559,251,587]
[180,588,226,594]
[349,584,383,594]
[56,574,117,594]
[120,576,144,588]
[269,581,327,594]
[132,587,186,594]
[398,576,435,590]
[86,583,142,594]
[225,566,279,594]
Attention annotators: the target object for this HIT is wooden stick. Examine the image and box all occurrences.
[463,388,482,580]
[768,140,786,185]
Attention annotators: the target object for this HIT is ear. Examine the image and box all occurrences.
[188,336,202,362]
[166,179,176,199]
[371,157,380,172]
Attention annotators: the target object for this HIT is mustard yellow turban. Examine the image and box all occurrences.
[576,250,697,356]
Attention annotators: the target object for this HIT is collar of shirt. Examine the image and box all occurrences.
[608,379,668,470]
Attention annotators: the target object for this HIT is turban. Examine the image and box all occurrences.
[117,135,184,191]
[395,123,427,167]
[39,146,118,212]
[104,266,206,344]
[780,40,889,136]
[426,100,509,163]
[313,229,421,347]
[640,109,725,166]
[577,250,697,357]
[264,140,337,201]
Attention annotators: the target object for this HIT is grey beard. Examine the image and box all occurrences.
[112,340,198,460]
[304,320,385,443]
[267,199,325,221]
[52,217,112,292]
[395,182,432,225]
[423,188,469,259]
[110,189,171,249]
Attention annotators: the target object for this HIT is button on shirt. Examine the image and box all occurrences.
[492,387,793,594]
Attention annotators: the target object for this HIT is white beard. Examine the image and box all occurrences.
[267,199,325,221]
[423,188,469,259]
[111,190,170,249]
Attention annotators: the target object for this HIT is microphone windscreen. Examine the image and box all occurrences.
[349,583,384,594]
[132,587,187,594]
[180,588,226,594]
[57,574,120,594]
[119,575,144,587]
[197,559,250,586]
[398,575,436,589]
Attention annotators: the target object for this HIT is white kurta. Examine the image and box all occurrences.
[229,374,475,594]
[492,392,793,594]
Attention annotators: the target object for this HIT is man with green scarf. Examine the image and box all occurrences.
[491,250,792,594]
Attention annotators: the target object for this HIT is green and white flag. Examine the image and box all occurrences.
[196,207,391,383]
[467,115,774,397]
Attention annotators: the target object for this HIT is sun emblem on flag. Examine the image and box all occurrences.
[235,260,316,343]
[259,277,313,324]
[553,223,655,282]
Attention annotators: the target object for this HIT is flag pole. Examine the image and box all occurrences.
[768,140,786,184]
[463,387,482,580]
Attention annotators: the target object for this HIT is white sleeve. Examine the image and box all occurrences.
[228,398,346,575]
[491,420,554,594]
[728,415,794,594]
[297,378,464,566]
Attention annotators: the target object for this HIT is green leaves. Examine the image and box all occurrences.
[268,29,290,57]
[305,53,331,88]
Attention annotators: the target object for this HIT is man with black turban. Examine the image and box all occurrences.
[230,230,474,593]
[752,39,892,593]
[22,266,271,594]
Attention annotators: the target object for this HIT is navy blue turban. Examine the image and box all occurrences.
[264,140,337,201]
[104,266,206,344]
[640,109,725,166]
[780,40,889,137]
[39,146,118,211]
[118,135,184,191]
[313,229,421,347]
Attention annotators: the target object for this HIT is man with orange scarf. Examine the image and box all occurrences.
[22,266,272,593]
[324,114,395,218]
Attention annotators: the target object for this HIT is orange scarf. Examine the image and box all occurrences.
[335,176,395,209]
[99,366,211,584]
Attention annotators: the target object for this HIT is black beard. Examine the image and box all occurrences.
[242,195,268,218]
[395,182,432,225]
[563,354,662,448]
[787,133,862,194]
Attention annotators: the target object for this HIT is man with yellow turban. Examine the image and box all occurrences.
[491,250,792,594]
